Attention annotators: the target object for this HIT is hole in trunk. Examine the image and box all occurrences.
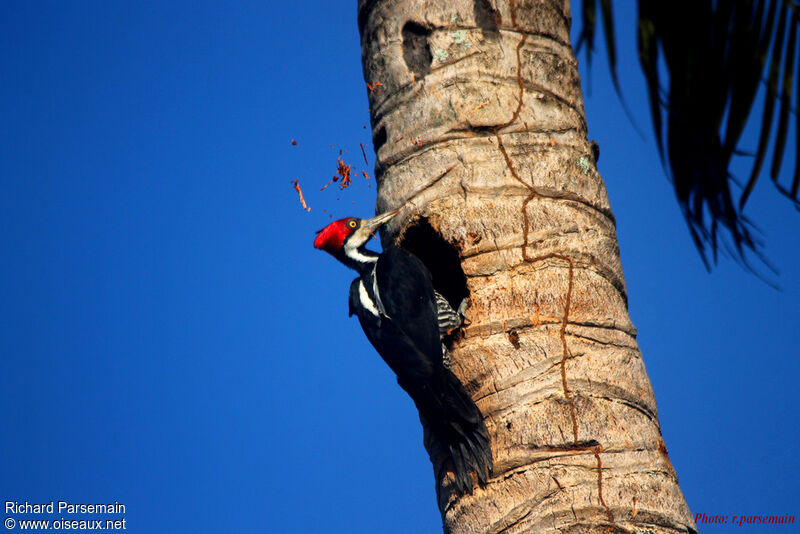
[402,21,433,78]
[373,125,387,153]
[473,0,500,37]
[398,218,469,315]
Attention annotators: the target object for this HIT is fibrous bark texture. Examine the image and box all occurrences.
[358,1,696,532]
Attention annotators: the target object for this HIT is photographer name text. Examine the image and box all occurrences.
[5,502,125,515]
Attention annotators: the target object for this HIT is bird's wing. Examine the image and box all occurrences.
[374,246,442,362]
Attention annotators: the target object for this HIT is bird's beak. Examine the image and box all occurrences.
[364,208,400,231]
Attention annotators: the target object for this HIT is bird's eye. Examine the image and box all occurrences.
[348,219,358,229]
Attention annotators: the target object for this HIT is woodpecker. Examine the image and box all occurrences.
[314,210,492,495]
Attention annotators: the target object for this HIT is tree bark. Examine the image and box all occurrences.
[359,1,696,532]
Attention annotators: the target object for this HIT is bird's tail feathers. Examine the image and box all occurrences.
[425,370,493,496]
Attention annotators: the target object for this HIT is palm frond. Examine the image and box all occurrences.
[771,11,798,180]
[637,2,664,157]
[741,1,787,208]
[599,0,620,90]
[578,0,643,130]
[580,0,800,276]
[576,0,599,65]
[794,45,800,197]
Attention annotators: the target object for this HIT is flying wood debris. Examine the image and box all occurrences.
[366,82,384,94]
[335,157,353,189]
[291,139,297,146]
[291,179,310,212]
[359,143,369,166]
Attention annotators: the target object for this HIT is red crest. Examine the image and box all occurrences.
[314,218,355,254]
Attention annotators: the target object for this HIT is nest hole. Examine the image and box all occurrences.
[402,21,433,78]
[473,0,501,36]
[373,125,387,153]
[398,218,469,313]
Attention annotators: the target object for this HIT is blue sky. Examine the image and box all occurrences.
[1,1,798,532]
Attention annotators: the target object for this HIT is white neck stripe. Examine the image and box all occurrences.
[344,243,378,264]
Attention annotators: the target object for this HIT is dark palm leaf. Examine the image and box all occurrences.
[794,42,800,197]
[637,1,664,157]
[576,0,599,64]
[741,1,787,208]
[578,0,642,126]
[771,11,797,182]
[579,0,800,275]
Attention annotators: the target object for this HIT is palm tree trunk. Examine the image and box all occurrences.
[359,0,696,532]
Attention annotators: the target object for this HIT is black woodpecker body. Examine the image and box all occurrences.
[314,210,492,495]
